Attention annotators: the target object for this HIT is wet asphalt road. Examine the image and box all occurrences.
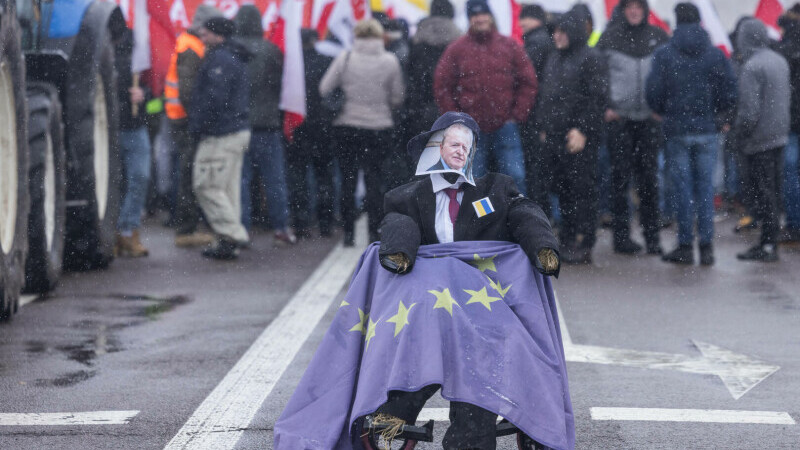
[0,215,799,449]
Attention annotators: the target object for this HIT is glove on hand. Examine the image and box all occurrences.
[386,252,411,274]
[537,248,559,275]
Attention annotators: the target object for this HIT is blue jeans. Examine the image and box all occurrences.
[118,127,151,233]
[784,134,800,230]
[473,122,526,194]
[241,130,289,230]
[665,134,718,245]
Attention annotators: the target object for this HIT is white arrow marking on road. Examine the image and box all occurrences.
[555,294,779,400]
[591,407,796,425]
[0,411,139,426]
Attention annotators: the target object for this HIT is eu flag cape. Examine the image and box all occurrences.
[274,241,574,450]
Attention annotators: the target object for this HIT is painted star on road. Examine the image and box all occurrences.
[349,308,368,335]
[387,301,417,337]
[429,288,460,316]
[469,254,497,273]
[464,287,501,311]
[486,276,511,298]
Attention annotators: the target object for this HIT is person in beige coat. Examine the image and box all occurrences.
[320,19,405,246]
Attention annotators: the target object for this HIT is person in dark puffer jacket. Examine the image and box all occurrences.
[597,0,668,256]
[534,10,609,265]
[646,2,736,266]
[234,5,296,246]
[189,17,252,259]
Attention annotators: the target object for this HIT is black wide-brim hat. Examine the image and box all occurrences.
[407,111,480,162]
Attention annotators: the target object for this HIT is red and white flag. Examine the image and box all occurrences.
[691,0,733,56]
[754,0,785,39]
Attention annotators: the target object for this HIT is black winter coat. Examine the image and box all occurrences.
[379,173,559,276]
[534,15,608,138]
[234,5,282,131]
[522,26,553,75]
[303,47,333,127]
[189,40,251,137]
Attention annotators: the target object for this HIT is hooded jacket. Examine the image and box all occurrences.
[597,0,668,120]
[534,12,608,137]
[645,23,737,138]
[189,39,251,137]
[434,27,537,133]
[776,12,800,133]
[174,5,223,118]
[406,16,462,136]
[234,5,283,131]
[732,19,790,155]
[522,25,553,75]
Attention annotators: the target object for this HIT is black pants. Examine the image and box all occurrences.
[745,147,783,245]
[286,121,335,233]
[375,385,498,450]
[169,119,202,235]
[607,119,661,245]
[538,132,598,249]
[334,126,391,240]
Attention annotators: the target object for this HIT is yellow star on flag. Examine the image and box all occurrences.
[339,300,350,308]
[469,254,497,273]
[429,288,460,316]
[464,287,501,311]
[349,308,368,335]
[387,301,416,337]
[365,318,379,351]
[486,276,511,298]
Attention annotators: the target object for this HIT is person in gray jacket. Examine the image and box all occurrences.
[234,5,296,246]
[731,18,790,261]
[597,0,668,256]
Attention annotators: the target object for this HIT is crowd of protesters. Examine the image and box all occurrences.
[116,0,800,265]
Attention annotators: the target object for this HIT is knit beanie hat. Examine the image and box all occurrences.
[204,17,235,38]
[675,2,701,25]
[520,4,547,22]
[466,0,493,18]
[430,0,455,19]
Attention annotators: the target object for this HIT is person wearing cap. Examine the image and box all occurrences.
[166,5,222,249]
[189,17,252,260]
[534,10,609,265]
[369,112,559,449]
[646,2,736,266]
[597,0,668,256]
[434,0,537,195]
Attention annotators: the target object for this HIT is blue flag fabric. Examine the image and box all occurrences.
[274,241,574,450]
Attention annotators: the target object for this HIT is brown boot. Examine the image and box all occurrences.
[117,231,149,257]
[175,231,215,247]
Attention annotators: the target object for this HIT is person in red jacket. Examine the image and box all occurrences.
[434,0,537,195]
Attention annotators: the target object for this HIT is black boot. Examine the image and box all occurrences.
[645,240,663,255]
[736,244,778,262]
[699,242,714,266]
[613,238,643,254]
[202,239,239,260]
[662,244,693,265]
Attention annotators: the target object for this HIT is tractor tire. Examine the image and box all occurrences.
[62,33,121,271]
[0,0,29,320]
[24,83,66,293]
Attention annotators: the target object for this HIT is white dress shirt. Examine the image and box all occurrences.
[431,173,465,243]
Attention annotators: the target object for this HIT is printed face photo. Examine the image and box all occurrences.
[440,127,471,171]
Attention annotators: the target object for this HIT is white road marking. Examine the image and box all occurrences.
[554,293,779,399]
[164,219,368,450]
[19,294,38,307]
[591,407,796,425]
[0,411,139,426]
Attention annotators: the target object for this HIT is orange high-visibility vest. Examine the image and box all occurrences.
[164,32,205,120]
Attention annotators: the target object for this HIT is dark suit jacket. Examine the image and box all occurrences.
[379,173,559,276]
[427,160,445,171]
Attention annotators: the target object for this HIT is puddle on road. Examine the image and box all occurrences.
[746,280,800,311]
[23,294,191,387]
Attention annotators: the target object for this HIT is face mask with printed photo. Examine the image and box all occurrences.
[414,126,477,184]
